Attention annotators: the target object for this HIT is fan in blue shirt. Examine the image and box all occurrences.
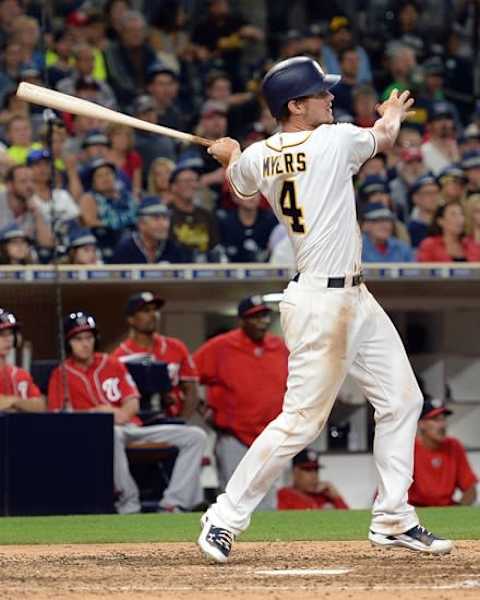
[361,203,413,263]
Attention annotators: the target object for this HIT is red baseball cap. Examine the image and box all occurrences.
[420,398,453,420]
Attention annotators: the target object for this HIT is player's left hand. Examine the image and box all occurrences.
[207,137,241,167]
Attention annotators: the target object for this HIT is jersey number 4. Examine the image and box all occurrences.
[279,180,305,234]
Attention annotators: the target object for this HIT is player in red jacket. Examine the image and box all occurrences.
[111,291,199,419]
[409,399,477,507]
[0,308,45,412]
[48,311,207,514]
[277,448,349,510]
[194,295,289,510]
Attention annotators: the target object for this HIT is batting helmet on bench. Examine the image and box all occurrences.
[261,56,341,119]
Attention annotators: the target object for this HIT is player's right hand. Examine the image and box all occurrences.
[207,137,241,167]
[376,89,415,122]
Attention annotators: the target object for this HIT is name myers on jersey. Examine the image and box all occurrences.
[262,152,306,178]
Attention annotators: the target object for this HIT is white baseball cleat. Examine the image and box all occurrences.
[369,525,454,554]
[197,514,235,563]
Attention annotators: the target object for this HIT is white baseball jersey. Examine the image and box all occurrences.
[227,124,378,276]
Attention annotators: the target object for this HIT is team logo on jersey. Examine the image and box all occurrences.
[431,457,443,468]
[167,363,180,386]
[102,377,121,402]
[17,380,28,400]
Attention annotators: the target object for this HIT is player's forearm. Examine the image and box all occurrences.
[373,110,402,152]
[459,485,477,505]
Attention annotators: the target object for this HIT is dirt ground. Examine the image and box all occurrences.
[1,540,480,600]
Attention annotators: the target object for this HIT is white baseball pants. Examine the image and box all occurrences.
[206,275,423,535]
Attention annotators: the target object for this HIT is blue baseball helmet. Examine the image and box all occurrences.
[262,56,341,119]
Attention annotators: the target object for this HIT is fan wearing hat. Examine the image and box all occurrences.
[110,196,191,264]
[361,201,413,263]
[194,295,288,510]
[407,174,441,248]
[322,16,372,86]
[436,165,468,204]
[409,399,477,507]
[389,144,427,218]
[277,448,348,510]
[146,62,185,132]
[422,101,460,175]
[0,307,45,413]
[462,151,480,196]
[5,115,42,166]
[0,223,36,265]
[66,227,100,265]
[112,291,199,420]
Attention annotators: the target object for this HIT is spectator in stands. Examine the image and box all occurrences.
[0,223,37,265]
[28,149,80,229]
[106,124,143,198]
[0,41,24,102]
[104,10,157,108]
[408,174,441,249]
[147,157,175,205]
[79,158,136,234]
[277,448,348,510]
[146,62,186,132]
[57,44,116,110]
[0,164,52,248]
[381,43,417,102]
[10,15,42,70]
[301,23,325,63]
[75,9,109,81]
[46,29,75,89]
[194,295,288,510]
[132,94,176,176]
[389,147,427,220]
[390,1,427,60]
[169,163,225,262]
[361,203,413,263]
[417,201,471,262]
[437,165,468,203]
[0,307,45,412]
[464,194,480,261]
[77,130,115,190]
[112,291,200,419]
[148,2,191,73]
[409,399,477,507]
[462,151,480,196]
[219,192,278,262]
[48,310,207,513]
[332,47,359,119]
[66,227,101,265]
[358,176,410,242]
[110,196,191,264]
[459,124,480,157]
[351,85,378,128]
[356,152,388,185]
[322,16,372,84]
[422,102,460,175]
[5,115,42,165]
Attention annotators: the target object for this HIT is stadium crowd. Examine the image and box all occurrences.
[0,0,479,266]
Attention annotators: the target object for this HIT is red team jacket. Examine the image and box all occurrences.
[277,487,349,510]
[194,328,288,447]
[47,353,141,423]
[0,364,41,398]
[409,436,478,506]
[112,334,199,416]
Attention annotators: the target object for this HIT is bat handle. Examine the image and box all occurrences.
[191,135,214,147]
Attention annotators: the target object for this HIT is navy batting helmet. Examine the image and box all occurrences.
[262,56,341,119]
[64,311,98,352]
[0,307,20,347]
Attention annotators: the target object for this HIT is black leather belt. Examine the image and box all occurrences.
[292,273,363,287]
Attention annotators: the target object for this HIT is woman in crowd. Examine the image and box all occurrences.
[147,157,175,204]
[106,124,143,198]
[417,201,470,262]
[0,224,37,265]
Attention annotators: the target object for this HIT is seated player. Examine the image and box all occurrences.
[277,448,349,510]
[48,311,207,514]
[0,307,45,412]
[112,291,199,419]
[409,399,478,507]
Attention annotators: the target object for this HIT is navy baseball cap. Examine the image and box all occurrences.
[169,158,204,183]
[462,150,480,170]
[0,223,28,243]
[137,196,171,217]
[436,165,467,186]
[428,101,454,122]
[26,148,51,166]
[362,202,395,222]
[410,173,438,194]
[420,398,453,420]
[238,295,271,318]
[147,61,179,83]
[67,228,97,250]
[126,291,165,316]
[82,130,110,149]
[293,448,323,470]
[359,175,390,199]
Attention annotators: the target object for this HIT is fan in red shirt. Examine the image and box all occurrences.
[0,307,45,413]
[278,448,349,510]
[409,399,477,507]
[48,310,206,514]
[111,291,199,419]
[194,295,288,510]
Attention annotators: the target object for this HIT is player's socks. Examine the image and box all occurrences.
[368,525,453,554]
[197,514,234,563]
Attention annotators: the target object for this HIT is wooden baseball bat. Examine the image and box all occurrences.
[16,82,213,147]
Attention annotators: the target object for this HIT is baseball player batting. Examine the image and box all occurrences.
[198,56,453,562]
